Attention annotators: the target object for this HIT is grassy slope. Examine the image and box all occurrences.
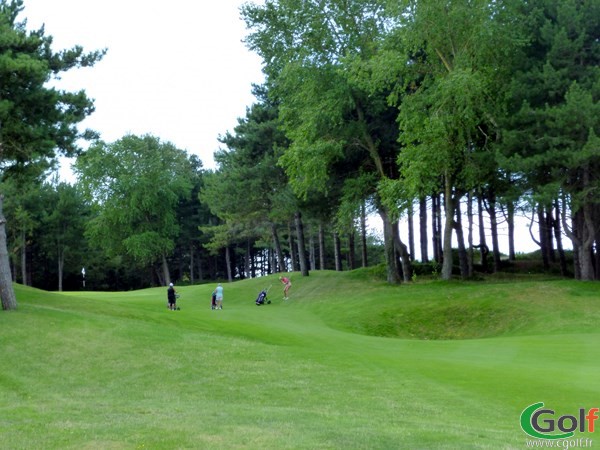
[1,271,599,449]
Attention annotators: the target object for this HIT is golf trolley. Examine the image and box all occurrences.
[255,285,272,306]
[167,293,181,311]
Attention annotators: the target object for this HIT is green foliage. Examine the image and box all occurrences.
[500,0,600,199]
[74,134,193,265]
[201,98,292,254]
[392,0,519,198]
[243,0,397,198]
[0,0,105,174]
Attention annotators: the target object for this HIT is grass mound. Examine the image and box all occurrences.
[364,302,520,340]
[288,270,600,340]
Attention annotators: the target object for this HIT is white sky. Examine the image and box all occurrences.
[22,0,265,172]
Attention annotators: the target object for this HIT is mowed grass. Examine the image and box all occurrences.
[1,270,600,449]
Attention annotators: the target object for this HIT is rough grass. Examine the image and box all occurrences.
[1,271,599,449]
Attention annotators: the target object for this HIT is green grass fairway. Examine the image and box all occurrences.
[1,271,600,449]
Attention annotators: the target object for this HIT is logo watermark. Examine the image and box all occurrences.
[521,402,597,447]
[525,437,593,448]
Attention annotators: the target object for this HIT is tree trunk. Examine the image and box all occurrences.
[393,221,411,282]
[360,202,368,267]
[573,244,581,280]
[379,208,401,284]
[485,191,501,272]
[553,198,568,277]
[546,205,556,262]
[562,191,597,281]
[319,221,326,270]
[419,196,429,263]
[243,240,250,279]
[477,195,488,270]
[0,195,18,310]
[162,254,171,286]
[225,246,233,282]
[287,222,297,272]
[197,248,204,281]
[454,198,469,278]
[295,211,309,277]
[562,197,582,279]
[571,211,582,280]
[271,223,285,273]
[407,201,415,261]
[432,193,442,263]
[189,244,195,284]
[436,192,443,262]
[20,229,27,286]
[432,193,439,262]
[580,186,596,280]
[10,250,15,283]
[347,230,355,270]
[579,238,595,281]
[507,201,516,261]
[467,192,474,277]
[333,232,342,271]
[442,176,455,280]
[537,203,550,270]
[58,247,64,292]
[309,232,316,271]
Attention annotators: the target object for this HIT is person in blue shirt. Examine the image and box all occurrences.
[214,283,224,309]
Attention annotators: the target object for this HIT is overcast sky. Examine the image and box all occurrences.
[23,0,265,172]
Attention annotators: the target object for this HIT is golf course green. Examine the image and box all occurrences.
[1,270,599,449]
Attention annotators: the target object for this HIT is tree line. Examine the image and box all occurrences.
[0,0,598,309]
[237,0,599,282]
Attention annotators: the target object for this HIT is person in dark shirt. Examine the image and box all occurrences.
[167,283,177,310]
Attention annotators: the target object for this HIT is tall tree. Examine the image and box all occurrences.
[500,0,600,279]
[0,0,104,309]
[174,155,211,284]
[386,0,520,279]
[201,91,291,275]
[243,0,411,283]
[74,135,193,286]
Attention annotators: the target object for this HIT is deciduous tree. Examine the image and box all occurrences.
[74,135,192,286]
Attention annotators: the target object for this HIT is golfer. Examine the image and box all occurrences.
[167,282,177,310]
[214,283,224,309]
[279,276,291,300]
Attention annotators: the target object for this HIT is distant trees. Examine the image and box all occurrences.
[41,182,90,291]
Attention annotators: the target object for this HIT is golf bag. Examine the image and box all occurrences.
[211,293,216,309]
[255,289,271,306]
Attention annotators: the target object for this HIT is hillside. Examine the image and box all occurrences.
[1,272,599,449]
